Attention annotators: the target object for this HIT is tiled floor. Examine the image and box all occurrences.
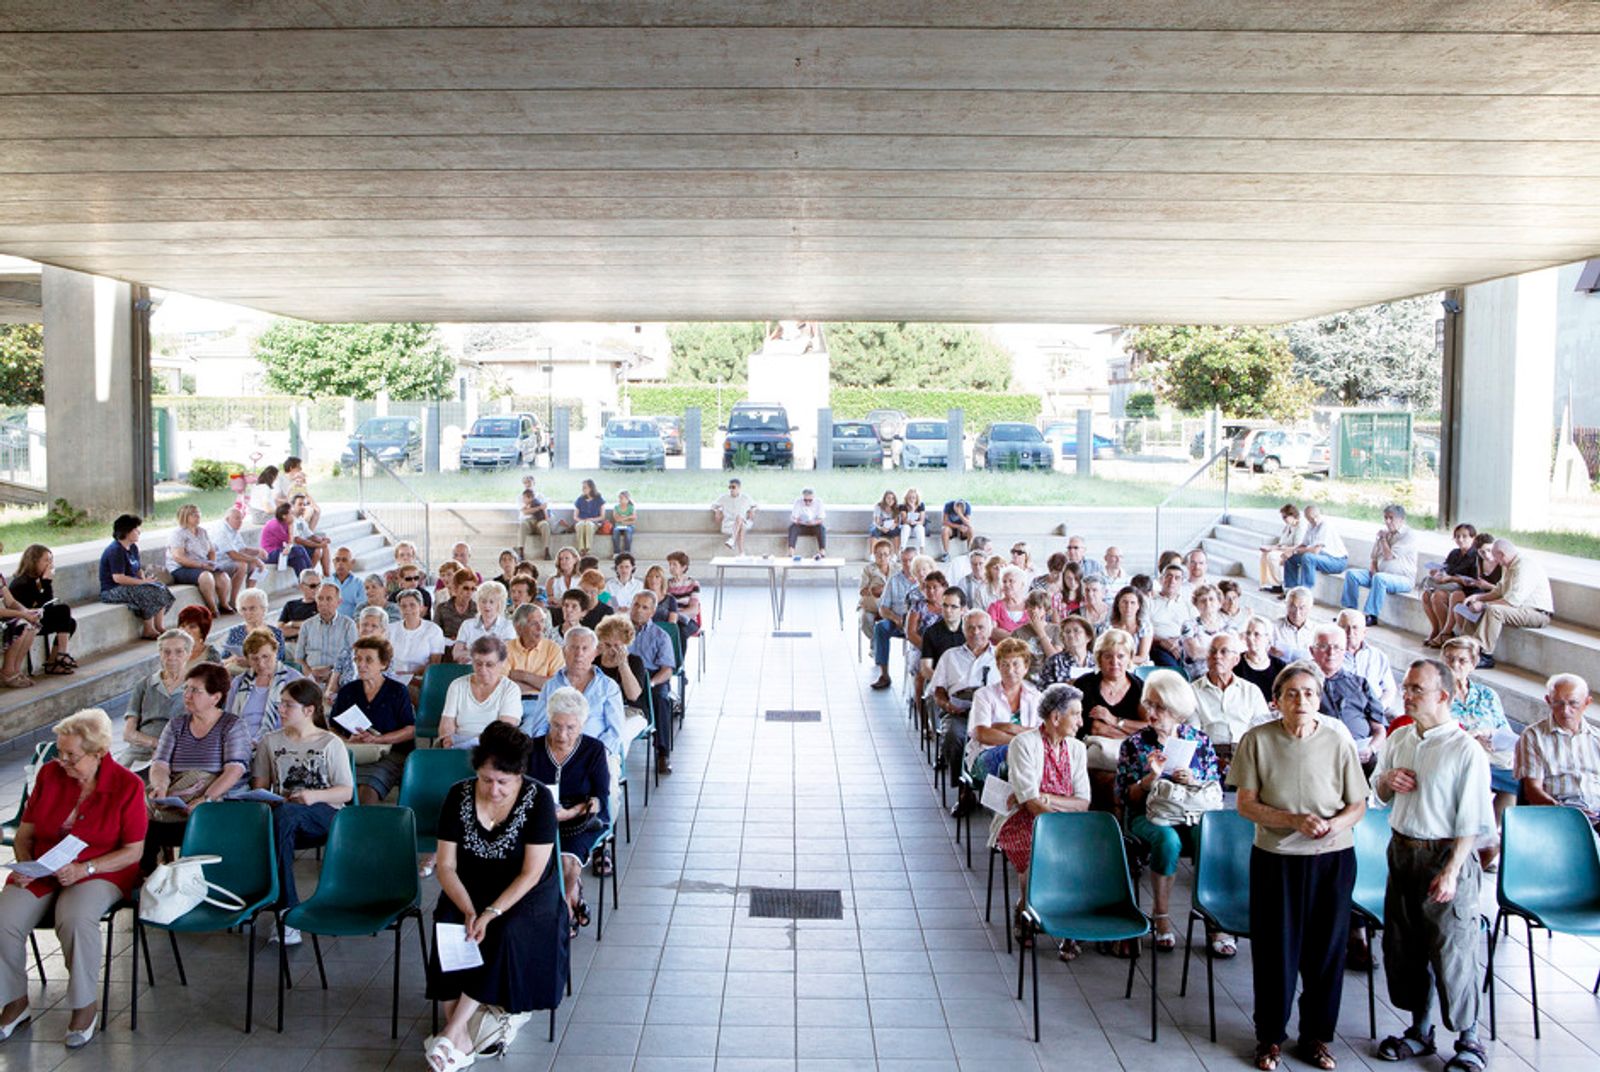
[1,585,1598,1071]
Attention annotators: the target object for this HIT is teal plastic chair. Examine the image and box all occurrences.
[1180,809,1254,1042]
[397,749,474,854]
[135,801,280,1033]
[1130,665,1157,683]
[1017,811,1154,1041]
[416,663,472,740]
[619,684,657,841]
[282,805,426,1039]
[658,619,688,724]
[1489,805,1600,1040]
[1350,807,1392,1039]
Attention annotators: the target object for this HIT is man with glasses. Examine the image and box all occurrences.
[1064,535,1103,578]
[1310,624,1388,771]
[277,569,323,641]
[711,478,758,556]
[868,547,919,691]
[1515,673,1600,828]
[787,487,828,560]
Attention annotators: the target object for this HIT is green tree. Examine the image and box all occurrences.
[0,324,44,406]
[253,321,453,400]
[666,322,767,383]
[1124,390,1157,419]
[1285,294,1442,409]
[1128,325,1317,420]
[826,322,1012,390]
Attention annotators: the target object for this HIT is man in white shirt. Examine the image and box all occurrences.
[1181,548,1210,597]
[211,507,264,597]
[1514,673,1600,825]
[1100,545,1128,587]
[1189,634,1270,770]
[1270,586,1316,662]
[1147,563,1190,670]
[1459,539,1553,669]
[1284,502,1348,591]
[931,610,994,813]
[1341,503,1418,626]
[787,488,827,560]
[957,548,990,608]
[1337,609,1398,715]
[711,477,758,555]
[1371,658,1492,1068]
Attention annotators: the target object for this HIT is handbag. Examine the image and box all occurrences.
[1145,778,1224,827]
[345,742,392,766]
[147,770,217,823]
[597,520,614,535]
[139,854,247,925]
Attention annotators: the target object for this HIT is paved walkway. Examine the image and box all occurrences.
[0,587,1597,1071]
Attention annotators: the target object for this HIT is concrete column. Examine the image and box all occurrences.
[947,408,964,473]
[815,407,833,471]
[554,407,571,469]
[1450,270,1557,531]
[684,407,702,470]
[1075,407,1093,475]
[42,266,152,516]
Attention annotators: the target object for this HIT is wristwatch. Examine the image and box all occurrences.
[483,906,503,918]
[85,864,96,876]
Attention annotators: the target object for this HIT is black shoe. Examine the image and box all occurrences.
[1365,614,1379,627]
[950,792,977,820]
[869,672,892,691]
[1476,653,1495,669]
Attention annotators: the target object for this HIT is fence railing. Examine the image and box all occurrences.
[0,421,45,490]
[1153,447,1231,560]
[354,444,430,568]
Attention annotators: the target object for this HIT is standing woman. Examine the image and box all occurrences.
[1229,662,1368,1071]
[165,503,236,616]
[425,723,566,1072]
[870,490,902,552]
[899,489,927,552]
[572,480,605,555]
[608,490,638,556]
[0,709,147,1048]
[10,545,78,675]
[99,514,175,641]
[545,547,580,605]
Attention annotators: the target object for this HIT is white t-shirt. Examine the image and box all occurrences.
[387,618,447,675]
[456,615,517,652]
[247,483,275,520]
[712,492,757,531]
[605,577,644,607]
[442,675,522,738]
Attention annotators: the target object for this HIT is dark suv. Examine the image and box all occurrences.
[721,403,796,469]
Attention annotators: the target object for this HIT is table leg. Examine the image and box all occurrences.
[832,565,844,628]
[778,568,790,626]
[714,566,726,624]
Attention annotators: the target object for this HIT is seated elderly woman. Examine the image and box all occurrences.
[0,709,147,1048]
[360,573,400,623]
[439,636,521,751]
[142,662,252,873]
[425,722,566,1072]
[525,686,611,936]
[1441,636,1516,869]
[219,587,286,670]
[330,606,397,688]
[124,628,195,768]
[1075,628,1147,786]
[224,627,304,741]
[387,588,446,695]
[965,637,1043,778]
[330,636,416,804]
[98,513,176,641]
[595,615,650,718]
[1038,614,1095,687]
[452,580,516,664]
[1116,669,1227,955]
[988,684,1090,958]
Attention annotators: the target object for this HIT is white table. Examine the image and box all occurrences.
[710,556,847,630]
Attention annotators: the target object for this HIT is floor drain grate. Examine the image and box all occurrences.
[749,887,844,920]
[764,709,821,722]
[772,630,812,638]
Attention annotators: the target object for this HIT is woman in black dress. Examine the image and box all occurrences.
[9,544,76,675]
[426,722,566,1071]
[524,686,611,935]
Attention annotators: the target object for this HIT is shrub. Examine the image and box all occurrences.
[1124,391,1157,419]
[44,498,88,528]
[187,458,244,491]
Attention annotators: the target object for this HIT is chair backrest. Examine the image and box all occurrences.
[1351,807,1392,920]
[417,662,472,738]
[1193,809,1254,934]
[318,804,421,910]
[397,750,474,842]
[1130,665,1155,683]
[658,620,685,673]
[1500,805,1600,919]
[1028,812,1140,918]
[179,800,279,911]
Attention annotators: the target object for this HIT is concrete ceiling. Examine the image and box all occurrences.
[1,2,1599,324]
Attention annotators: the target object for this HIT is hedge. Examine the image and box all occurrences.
[625,384,1040,439]
[624,384,750,443]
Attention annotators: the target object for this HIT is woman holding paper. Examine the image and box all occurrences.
[525,687,610,934]
[425,722,565,1072]
[142,662,251,873]
[990,684,1089,956]
[1114,670,1224,955]
[0,708,146,1048]
[329,636,416,805]
[251,679,352,938]
[438,636,521,750]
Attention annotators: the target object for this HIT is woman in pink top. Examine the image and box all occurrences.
[986,565,1031,638]
[260,502,311,573]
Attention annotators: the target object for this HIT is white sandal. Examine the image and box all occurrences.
[427,1036,476,1071]
[1152,914,1177,952]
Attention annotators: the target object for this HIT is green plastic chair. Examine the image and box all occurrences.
[416,663,472,740]
[1350,807,1392,1039]
[619,683,657,841]
[397,749,473,854]
[1018,811,1154,1042]
[1180,809,1254,1042]
[1489,805,1600,1040]
[282,805,426,1039]
[658,619,688,723]
[136,801,281,1033]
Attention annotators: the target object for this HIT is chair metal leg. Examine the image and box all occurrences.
[1150,933,1159,1043]
[1030,930,1040,1042]
[611,837,620,909]
[416,910,430,981]
[1001,859,1011,957]
[311,933,328,990]
[390,921,402,1039]
[1204,926,1216,1043]
[1487,911,1499,1041]
[622,781,632,844]
[1180,911,1197,996]
[1367,933,1377,1039]
[964,809,972,869]
[1015,918,1026,1001]
[169,930,188,987]
[1124,941,1138,999]
[277,916,288,1033]
[101,910,115,1015]
[1592,967,1599,996]
[140,925,155,987]
[1525,918,1540,1039]
[244,915,257,1033]
[28,932,45,984]
[130,911,140,1031]
[985,848,995,922]
[548,1006,555,1042]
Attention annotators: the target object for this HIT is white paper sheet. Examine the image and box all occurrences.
[4,834,87,880]
[980,776,1014,814]
[1489,726,1519,753]
[1157,737,1198,775]
[333,706,374,734]
[1452,603,1484,623]
[435,922,484,972]
[230,788,285,804]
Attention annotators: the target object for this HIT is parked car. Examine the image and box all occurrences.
[652,415,685,455]
[1225,422,1279,467]
[973,422,1052,470]
[599,417,666,470]
[1308,438,1332,476]
[340,416,422,471]
[721,402,796,469]
[898,419,952,470]
[1245,429,1318,472]
[1040,420,1116,462]
[827,421,885,468]
[1414,432,1440,472]
[864,408,908,445]
[459,414,542,470]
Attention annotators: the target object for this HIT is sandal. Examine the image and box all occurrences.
[1210,933,1238,958]
[0,675,33,689]
[591,849,613,877]
[1057,939,1080,962]
[426,1036,476,1071]
[1153,914,1177,952]
[1444,1038,1487,1072]
[44,660,72,676]
[1011,906,1033,949]
[1296,1039,1337,1071]
[55,654,78,669]
[1376,1026,1436,1062]
[1254,1042,1282,1071]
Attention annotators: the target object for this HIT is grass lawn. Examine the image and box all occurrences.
[0,488,239,555]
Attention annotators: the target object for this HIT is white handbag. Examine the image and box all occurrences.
[1145,779,1225,827]
[139,854,246,925]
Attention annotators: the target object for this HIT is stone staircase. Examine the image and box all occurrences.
[1200,511,1600,728]
[0,507,396,740]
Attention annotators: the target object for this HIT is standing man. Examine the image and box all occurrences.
[1284,503,1349,592]
[1458,539,1553,670]
[940,498,973,562]
[211,506,264,597]
[519,476,552,560]
[868,546,919,691]
[627,592,678,776]
[1370,659,1492,1072]
[711,478,758,556]
[788,487,828,560]
[1341,504,1418,627]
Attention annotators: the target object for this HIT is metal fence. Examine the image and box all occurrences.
[353,445,431,568]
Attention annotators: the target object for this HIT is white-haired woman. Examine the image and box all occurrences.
[165,503,237,616]
[451,580,515,665]
[124,628,194,768]
[525,686,611,935]
[333,606,396,688]
[0,709,146,1048]
[986,565,1031,639]
[219,587,285,670]
[1115,669,1224,954]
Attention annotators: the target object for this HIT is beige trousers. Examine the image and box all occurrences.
[1471,604,1551,655]
[0,879,121,1008]
[519,518,551,559]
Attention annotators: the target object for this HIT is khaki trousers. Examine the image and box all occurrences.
[0,879,122,1008]
[1471,604,1550,655]
[519,517,551,559]
[1382,834,1483,1032]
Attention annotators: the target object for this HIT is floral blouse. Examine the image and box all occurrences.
[1115,723,1221,807]
[1451,679,1508,737]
